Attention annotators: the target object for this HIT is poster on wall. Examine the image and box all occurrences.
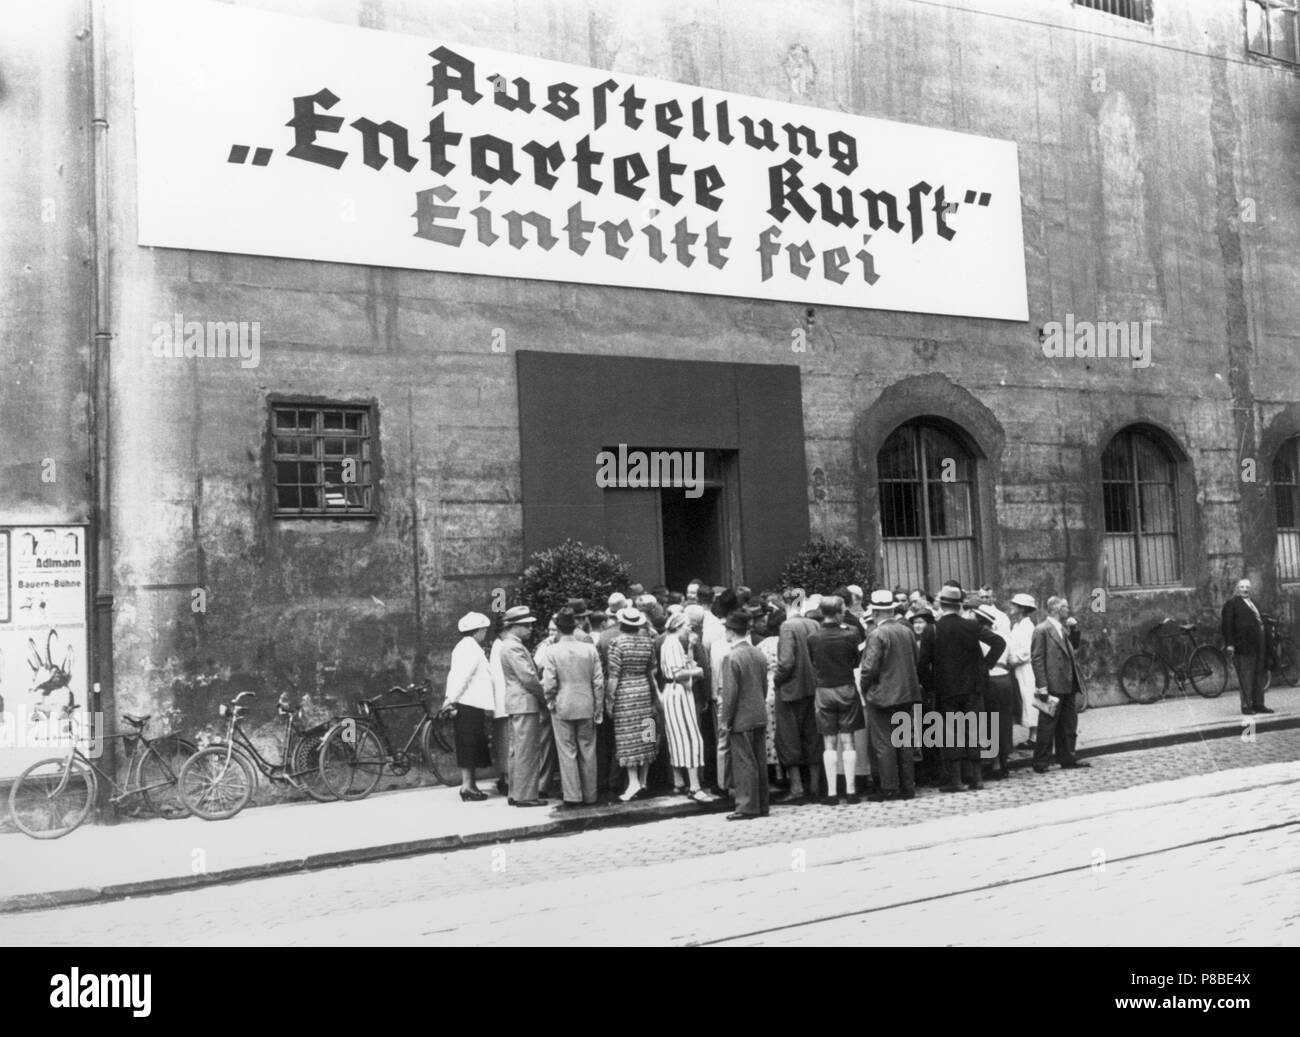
[131,0,1029,321]
[0,525,92,776]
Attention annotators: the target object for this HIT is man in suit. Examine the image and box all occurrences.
[498,605,550,806]
[720,611,770,820]
[541,607,605,806]
[1221,578,1273,716]
[1030,595,1090,773]
[859,589,920,801]
[918,584,1005,792]
[594,593,628,801]
[772,595,823,801]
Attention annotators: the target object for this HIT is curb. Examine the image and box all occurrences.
[2,713,1296,914]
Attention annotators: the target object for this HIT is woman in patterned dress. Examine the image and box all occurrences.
[606,606,658,802]
[757,607,785,778]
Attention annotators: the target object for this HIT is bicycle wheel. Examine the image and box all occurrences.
[1188,645,1227,698]
[318,721,385,801]
[1277,637,1300,687]
[137,736,198,819]
[289,727,338,803]
[1119,653,1167,704]
[179,746,256,820]
[419,716,459,787]
[9,756,96,839]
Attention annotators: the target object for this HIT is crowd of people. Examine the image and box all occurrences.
[438,574,1123,819]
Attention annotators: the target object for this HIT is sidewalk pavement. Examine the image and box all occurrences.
[2,686,1297,914]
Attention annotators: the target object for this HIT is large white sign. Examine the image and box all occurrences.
[132,0,1028,320]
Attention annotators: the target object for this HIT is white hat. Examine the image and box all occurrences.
[802,594,823,616]
[846,584,863,599]
[457,611,490,633]
[1010,593,1038,610]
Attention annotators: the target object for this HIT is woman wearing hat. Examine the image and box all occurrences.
[1005,593,1039,750]
[605,606,659,801]
[442,612,495,801]
[659,611,712,802]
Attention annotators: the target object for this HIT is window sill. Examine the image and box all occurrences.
[1105,585,1196,596]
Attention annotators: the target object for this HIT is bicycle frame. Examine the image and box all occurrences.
[358,699,432,768]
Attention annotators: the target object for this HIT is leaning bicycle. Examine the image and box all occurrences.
[177,690,337,821]
[317,682,457,801]
[1260,614,1300,691]
[8,697,197,839]
[1118,618,1228,703]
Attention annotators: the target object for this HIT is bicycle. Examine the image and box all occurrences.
[317,682,458,801]
[177,690,338,821]
[1260,614,1300,691]
[8,697,197,839]
[1118,618,1228,704]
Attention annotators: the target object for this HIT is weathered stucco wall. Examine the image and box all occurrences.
[73,0,1300,744]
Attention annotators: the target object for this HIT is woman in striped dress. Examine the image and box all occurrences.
[659,611,712,803]
[606,606,658,802]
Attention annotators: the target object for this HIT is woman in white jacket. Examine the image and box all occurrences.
[1005,594,1040,750]
[443,612,496,801]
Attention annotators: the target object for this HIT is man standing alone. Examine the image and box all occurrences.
[1030,596,1090,773]
[1221,578,1273,716]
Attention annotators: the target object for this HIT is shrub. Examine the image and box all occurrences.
[777,537,873,596]
[516,539,632,638]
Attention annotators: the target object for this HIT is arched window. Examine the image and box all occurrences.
[1102,427,1181,587]
[1274,435,1300,581]
[878,420,978,592]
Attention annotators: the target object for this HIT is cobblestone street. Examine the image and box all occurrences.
[3,727,1296,946]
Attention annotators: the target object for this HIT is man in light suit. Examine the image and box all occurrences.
[1221,578,1273,716]
[542,607,605,806]
[498,605,550,806]
[1030,595,1090,773]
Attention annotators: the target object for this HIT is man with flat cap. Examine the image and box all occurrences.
[720,611,770,820]
[498,605,549,806]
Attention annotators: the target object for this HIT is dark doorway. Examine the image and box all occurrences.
[661,486,724,591]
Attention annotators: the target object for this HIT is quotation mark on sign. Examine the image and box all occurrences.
[962,191,991,207]
[228,145,273,166]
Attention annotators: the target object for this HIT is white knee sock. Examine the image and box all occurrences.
[822,750,840,797]
[842,750,857,792]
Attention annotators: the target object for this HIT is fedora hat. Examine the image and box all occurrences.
[869,589,894,609]
[973,604,999,625]
[457,611,490,633]
[908,606,935,622]
[502,605,536,626]
[936,585,964,605]
[616,606,647,627]
[1010,592,1038,610]
[724,610,751,634]
[564,598,590,617]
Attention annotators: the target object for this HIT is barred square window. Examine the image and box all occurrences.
[272,403,376,516]
[1075,0,1152,24]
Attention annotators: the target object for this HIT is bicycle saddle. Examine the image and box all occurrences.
[1178,623,1196,631]
[123,713,150,727]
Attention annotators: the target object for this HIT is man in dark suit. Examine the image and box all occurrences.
[1030,595,1090,773]
[1221,578,1273,716]
[720,611,770,820]
[773,598,822,801]
[918,584,1005,792]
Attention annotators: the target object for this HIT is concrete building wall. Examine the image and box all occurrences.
[62,0,1300,737]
